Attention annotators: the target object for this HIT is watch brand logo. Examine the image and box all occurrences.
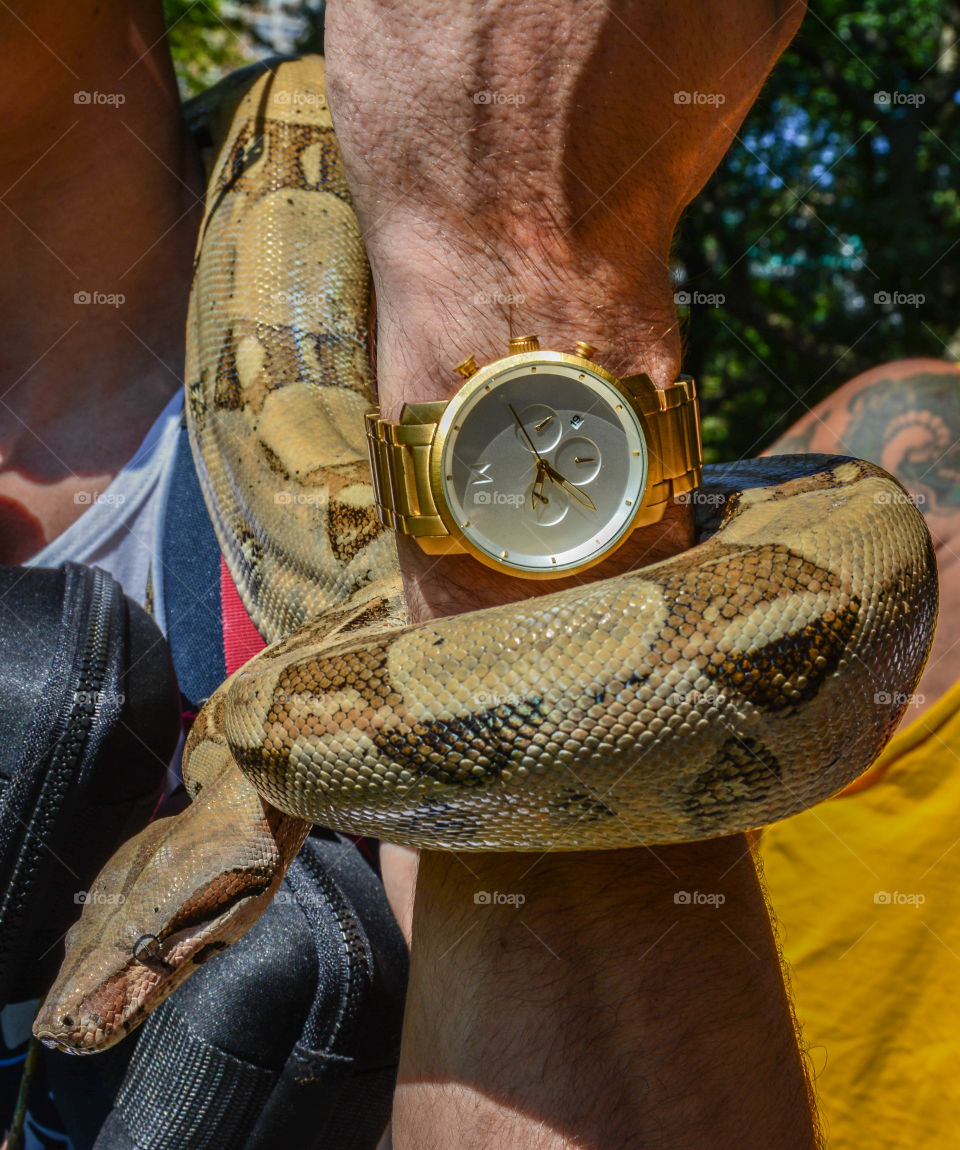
[469,463,494,485]
[473,490,525,507]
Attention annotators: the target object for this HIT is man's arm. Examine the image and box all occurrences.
[769,356,960,720]
[0,0,205,564]
[326,4,816,1147]
[398,843,817,1150]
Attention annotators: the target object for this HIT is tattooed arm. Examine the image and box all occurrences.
[767,357,960,715]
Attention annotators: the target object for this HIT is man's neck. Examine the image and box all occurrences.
[0,0,205,560]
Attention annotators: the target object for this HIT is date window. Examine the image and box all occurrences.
[570,414,584,429]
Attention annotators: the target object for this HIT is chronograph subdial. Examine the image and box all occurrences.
[554,436,601,484]
[513,404,561,453]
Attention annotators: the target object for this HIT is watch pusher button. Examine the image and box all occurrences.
[453,354,478,379]
[509,334,540,355]
[573,341,597,360]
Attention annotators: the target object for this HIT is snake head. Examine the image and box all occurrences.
[34,767,305,1054]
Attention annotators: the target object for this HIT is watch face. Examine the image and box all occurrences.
[434,355,649,576]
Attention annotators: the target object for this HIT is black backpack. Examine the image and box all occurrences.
[0,420,406,1150]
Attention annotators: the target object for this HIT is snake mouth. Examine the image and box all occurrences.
[35,1033,86,1055]
[34,1004,148,1056]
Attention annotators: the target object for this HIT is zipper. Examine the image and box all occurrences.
[295,843,372,1054]
[0,567,117,979]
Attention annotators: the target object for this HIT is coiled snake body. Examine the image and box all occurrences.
[36,58,937,1053]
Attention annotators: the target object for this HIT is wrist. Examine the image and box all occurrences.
[373,243,695,624]
[372,240,681,421]
[369,239,695,623]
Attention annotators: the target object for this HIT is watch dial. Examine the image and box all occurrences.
[439,362,648,574]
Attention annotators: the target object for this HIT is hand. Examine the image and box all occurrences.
[530,460,548,512]
[541,460,597,512]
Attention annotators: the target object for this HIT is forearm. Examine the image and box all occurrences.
[328,1,803,413]
[326,3,813,1145]
[396,842,817,1150]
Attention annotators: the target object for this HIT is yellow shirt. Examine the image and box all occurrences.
[760,680,960,1148]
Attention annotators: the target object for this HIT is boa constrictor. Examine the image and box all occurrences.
[36,58,937,1053]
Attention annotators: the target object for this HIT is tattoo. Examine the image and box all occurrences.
[842,371,960,511]
[772,422,817,456]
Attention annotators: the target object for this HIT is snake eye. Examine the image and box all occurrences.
[133,934,164,965]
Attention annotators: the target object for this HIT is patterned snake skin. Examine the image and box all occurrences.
[34,56,938,1051]
[192,57,936,848]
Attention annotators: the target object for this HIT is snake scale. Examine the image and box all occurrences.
[35,58,937,1053]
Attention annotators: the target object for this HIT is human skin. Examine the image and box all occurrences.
[0,0,204,564]
[771,357,960,720]
[326,3,818,1148]
[0,1,819,1145]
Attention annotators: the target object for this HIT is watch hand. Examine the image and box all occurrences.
[543,462,597,511]
[507,403,546,463]
[531,460,548,511]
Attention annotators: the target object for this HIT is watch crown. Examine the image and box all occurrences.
[573,341,598,360]
[509,334,540,355]
[453,354,478,379]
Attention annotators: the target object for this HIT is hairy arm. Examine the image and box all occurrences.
[326,3,816,1146]
[399,843,817,1150]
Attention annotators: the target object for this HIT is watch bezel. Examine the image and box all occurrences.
[428,350,655,579]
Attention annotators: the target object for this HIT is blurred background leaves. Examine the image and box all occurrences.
[166,1,958,461]
[163,1,325,94]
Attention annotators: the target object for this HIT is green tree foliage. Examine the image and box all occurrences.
[676,0,960,460]
[163,0,252,95]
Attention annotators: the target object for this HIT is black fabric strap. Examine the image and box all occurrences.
[102,1007,275,1150]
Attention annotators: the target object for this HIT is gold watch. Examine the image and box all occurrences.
[365,335,701,579]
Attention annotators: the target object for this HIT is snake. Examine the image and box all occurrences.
[34,57,938,1054]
